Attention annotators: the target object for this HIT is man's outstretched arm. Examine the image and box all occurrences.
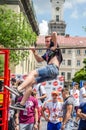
[31,48,44,62]
[52,32,57,46]
[51,32,58,51]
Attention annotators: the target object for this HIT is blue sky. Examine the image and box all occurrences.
[33,0,86,36]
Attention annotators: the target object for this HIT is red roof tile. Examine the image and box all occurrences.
[36,35,86,47]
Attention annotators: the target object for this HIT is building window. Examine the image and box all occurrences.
[54,26,56,28]
[56,15,59,22]
[68,60,71,66]
[84,50,86,55]
[77,60,80,66]
[77,50,80,55]
[67,49,71,54]
[62,59,65,65]
[67,72,71,80]
[62,49,65,54]
[61,33,65,36]
[56,7,59,11]
[38,49,42,53]
[61,72,65,76]
[60,26,64,29]
[57,26,60,29]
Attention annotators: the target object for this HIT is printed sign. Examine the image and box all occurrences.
[41,76,64,100]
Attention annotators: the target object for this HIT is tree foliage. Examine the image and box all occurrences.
[0,56,4,76]
[73,59,86,83]
[0,5,37,64]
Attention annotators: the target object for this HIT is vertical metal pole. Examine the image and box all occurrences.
[3,50,10,130]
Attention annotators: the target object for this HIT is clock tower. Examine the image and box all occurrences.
[48,0,66,35]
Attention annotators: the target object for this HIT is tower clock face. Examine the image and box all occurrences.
[56,7,59,11]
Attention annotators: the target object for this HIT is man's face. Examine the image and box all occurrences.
[84,84,86,89]
[45,37,51,48]
[52,94,58,100]
[62,91,65,99]
[75,84,79,89]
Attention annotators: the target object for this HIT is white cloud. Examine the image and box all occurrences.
[83,10,86,17]
[64,1,73,10]
[64,0,86,10]
[76,0,86,4]
[39,20,48,35]
[66,0,86,4]
[64,0,86,19]
[70,10,79,19]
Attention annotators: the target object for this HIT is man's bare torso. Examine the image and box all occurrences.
[48,56,60,68]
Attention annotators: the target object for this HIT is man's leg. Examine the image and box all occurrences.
[20,86,32,106]
[26,123,34,130]
[19,123,28,130]
[4,70,38,97]
[64,120,73,130]
[11,65,59,109]
[17,70,38,92]
[10,70,39,109]
[12,85,34,109]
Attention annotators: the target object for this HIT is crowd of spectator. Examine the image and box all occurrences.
[8,78,86,130]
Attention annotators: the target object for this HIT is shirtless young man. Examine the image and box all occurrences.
[9,32,63,110]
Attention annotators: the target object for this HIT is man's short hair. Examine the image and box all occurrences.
[11,78,16,83]
[62,88,70,94]
[83,82,86,85]
[31,90,37,96]
[45,35,51,39]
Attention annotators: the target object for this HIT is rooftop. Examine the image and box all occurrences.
[36,35,86,47]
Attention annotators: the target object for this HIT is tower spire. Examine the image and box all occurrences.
[48,0,66,35]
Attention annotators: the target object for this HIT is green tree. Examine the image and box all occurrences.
[73,59,86,83]
[0,56,4,76]
[0,5,37,64]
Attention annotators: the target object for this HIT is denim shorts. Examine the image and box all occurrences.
[35,64,59,83]
[47,122,62,130]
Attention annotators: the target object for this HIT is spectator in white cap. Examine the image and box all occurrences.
[80,82,86,104]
